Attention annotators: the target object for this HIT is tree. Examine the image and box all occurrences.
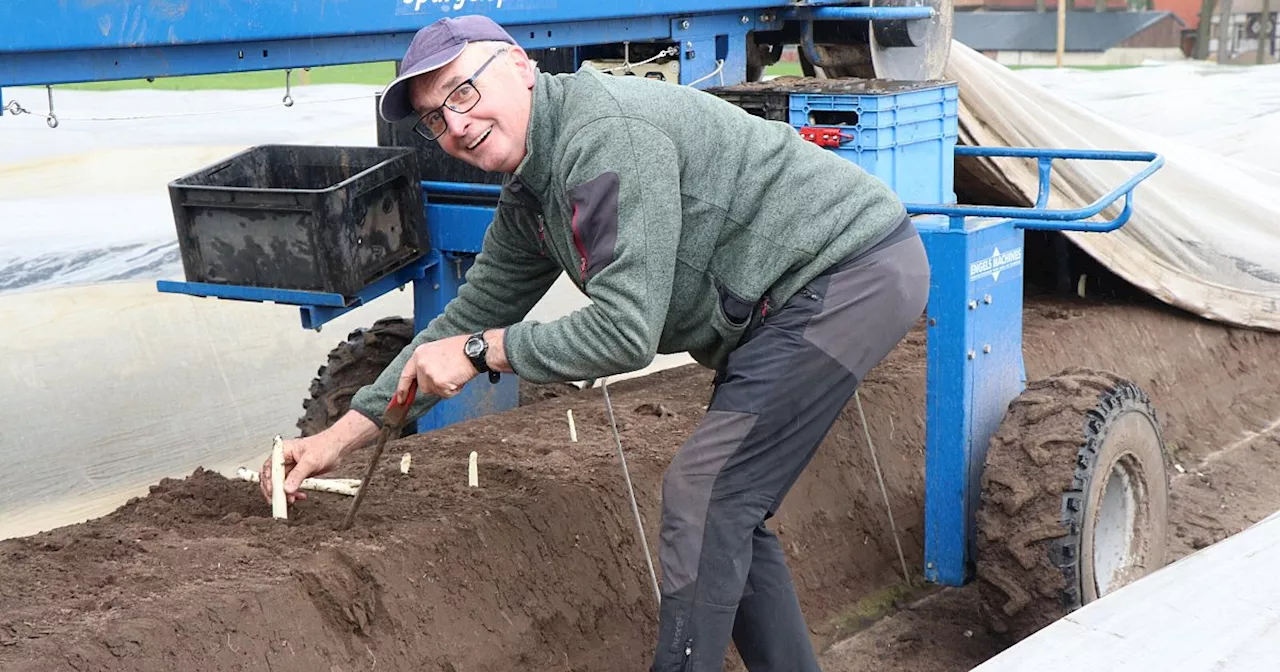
[1194,0,1217,59]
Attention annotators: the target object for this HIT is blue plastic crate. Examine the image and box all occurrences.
[788,82,959,205]
[707,78,959,205]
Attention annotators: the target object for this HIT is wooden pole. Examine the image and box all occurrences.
[1259,0,1273,64]
[1054,0,1064,67]
[1217,0,1234,64]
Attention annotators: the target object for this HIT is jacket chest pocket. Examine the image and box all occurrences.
[500,203,551,260]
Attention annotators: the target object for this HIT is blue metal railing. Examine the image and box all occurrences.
[783,6,937,20]
[422,181,502,198]
[906,146,1165,232]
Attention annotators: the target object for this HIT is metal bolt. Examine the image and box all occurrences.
[680,20,690,29]
[927,562,935,569]
[928,317,937,326]
[968,300,977,310]
[984,294,992,304]
[967,351,975,360]
[983,345,992,354]
[741,15,750,24]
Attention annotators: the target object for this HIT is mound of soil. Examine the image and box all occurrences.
[2,294,1279,672]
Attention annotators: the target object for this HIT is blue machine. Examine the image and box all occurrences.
[0,0,1165,619]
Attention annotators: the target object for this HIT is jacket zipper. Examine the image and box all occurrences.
[682,640,694,672]
[570,204,589,282]
[505,180,548,259]
[536,213,548,257]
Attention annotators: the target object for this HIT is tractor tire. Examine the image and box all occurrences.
[297,317,415,438]
[974,367,1170,643]
[297,317,586,437]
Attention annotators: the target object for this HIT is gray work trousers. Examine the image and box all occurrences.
[649,215,930,671]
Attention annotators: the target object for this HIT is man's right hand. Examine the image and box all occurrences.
[259,410,380,504]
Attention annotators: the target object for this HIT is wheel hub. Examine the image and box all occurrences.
[1092,453,1145,596]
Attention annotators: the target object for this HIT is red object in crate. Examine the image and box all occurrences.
[799,126,855,148]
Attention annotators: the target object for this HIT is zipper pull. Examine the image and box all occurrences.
[536,215,547,256]
[579,256,588,281]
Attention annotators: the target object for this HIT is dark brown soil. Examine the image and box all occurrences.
[2,293,1279,672]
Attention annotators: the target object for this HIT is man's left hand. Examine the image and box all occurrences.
[394,334,478,404]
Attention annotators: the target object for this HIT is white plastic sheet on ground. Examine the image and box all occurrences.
[944,42,1280,331]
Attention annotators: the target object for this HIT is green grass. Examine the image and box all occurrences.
[819,580,937,645]
[58,59,811,92]
[764,61,806,78]
[59,62,397,91]
[50,56,1129,93]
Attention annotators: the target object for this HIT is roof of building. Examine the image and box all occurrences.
[953,10,1184,52]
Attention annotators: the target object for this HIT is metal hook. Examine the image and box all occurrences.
[283,69,294,107]
[45,86,59,128]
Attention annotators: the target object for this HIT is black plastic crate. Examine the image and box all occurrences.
[168,144,427,297]
[704,85,790,122]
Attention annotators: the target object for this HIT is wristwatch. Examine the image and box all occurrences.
[464,331,501,384]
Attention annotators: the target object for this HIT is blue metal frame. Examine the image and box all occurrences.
[906,147,1165,231]
[909,146,1164,586]
[4,0,1169,592]
[914,214,1029,586]
[156,251,441,331]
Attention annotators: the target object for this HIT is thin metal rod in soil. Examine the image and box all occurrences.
[602,379,662,607]
[856,391,912,586]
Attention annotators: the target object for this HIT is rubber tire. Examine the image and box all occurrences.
[297,317,416,438]
[296,317,585,437]
[974,367,1170,643]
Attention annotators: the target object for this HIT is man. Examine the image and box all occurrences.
[262,14,930,671]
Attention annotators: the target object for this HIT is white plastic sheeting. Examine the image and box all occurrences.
[973,509,1280,671]
[944,42,1280,331]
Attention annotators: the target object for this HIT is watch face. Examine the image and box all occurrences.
[465,338,483,358]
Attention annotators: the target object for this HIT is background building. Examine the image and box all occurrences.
[953,9,1188,65]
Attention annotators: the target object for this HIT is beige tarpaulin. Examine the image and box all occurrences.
[943,42,1280,331]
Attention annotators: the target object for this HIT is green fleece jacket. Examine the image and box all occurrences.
[349,66,907,425]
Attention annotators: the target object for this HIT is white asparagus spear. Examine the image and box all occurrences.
[271,436,288,519]
[237,467,361,497]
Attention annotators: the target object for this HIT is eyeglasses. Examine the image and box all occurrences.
[412,47,509,142]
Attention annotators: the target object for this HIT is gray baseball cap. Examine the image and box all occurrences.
[378,15,518,122]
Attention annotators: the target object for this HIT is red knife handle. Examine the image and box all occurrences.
[384,379,417,427]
